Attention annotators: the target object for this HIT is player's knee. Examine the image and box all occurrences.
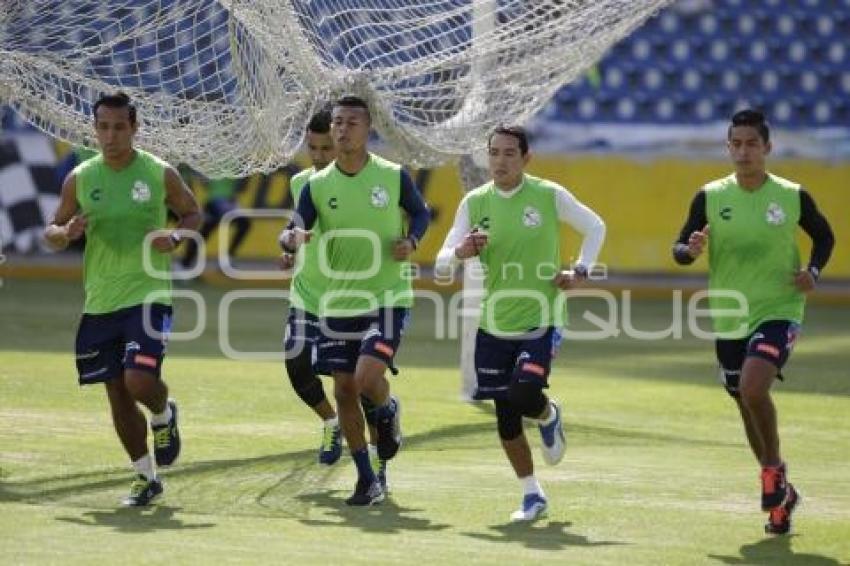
[334,377,359,405]
[355,355,386,384]
[507,381,547,418]
[739,379,769,405]
[497,417,523,441]
[495,400,523,441]
[285,353,326,407]
[718,369,741,399]
[287,369,326,407]
[123,369,160,399]
[104,378,135,408]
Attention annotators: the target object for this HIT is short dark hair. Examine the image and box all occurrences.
[728,109,770,143]
[333,95,371,122]
[93,91,137,125]
[307,108,331,134]
[488,125,529,155]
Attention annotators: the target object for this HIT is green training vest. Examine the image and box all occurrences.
[75,150,171,314]
[466,174,565,335]
[308,154,410,316]
[705,173,804,337]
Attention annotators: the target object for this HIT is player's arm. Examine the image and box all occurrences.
[278,183,317,253]
[434,195,486,274]
[393,170,431,260]
[672,189,708,265]
[794,189,835,291]
[553,187,606,289]
[151,165,202,252]
[43,172,85,251]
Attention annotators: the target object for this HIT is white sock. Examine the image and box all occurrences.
[150,403,172,427]
[132,454,156,481]
[539,401,557,425]
[520,475,544,497]
[323,416,339,427]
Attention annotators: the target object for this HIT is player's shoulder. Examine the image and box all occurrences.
[71,151,103,177]
[136,148,171,170]
[766,173,802,192]
[526,174,566,195]
[368,153,402,173]
[466,180,495,200]
[703,174,737,193]
[290,166,315,186]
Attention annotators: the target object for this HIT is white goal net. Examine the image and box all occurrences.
[1,0,673,177]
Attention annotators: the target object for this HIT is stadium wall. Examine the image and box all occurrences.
[210,155,848,279]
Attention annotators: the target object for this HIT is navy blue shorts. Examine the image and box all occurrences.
[284,309,320,362]
[715,319,800,398]
[474,327,562,400]
[315,308,409,375]
[75,303,172,385]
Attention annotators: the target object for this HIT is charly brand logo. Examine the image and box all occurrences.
[765,202,786,225]
[90,188,102,202]
[370,186,389,208]
[131,181,151,203]
[522,206,542,228]
[720,206,732,220]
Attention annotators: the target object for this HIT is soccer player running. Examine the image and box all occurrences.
[44,92,201,506]
[279,96,430,505]
[673,109,834,535]
[436,126,605,522]
[279,110,390,487]
[280,110,341,463]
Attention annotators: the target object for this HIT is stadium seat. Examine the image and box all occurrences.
[552,0,850,127]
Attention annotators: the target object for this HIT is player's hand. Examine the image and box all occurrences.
[454,229,489,259]
[149,229,178,253]
[687,224,710,258]
[793,269,817,292]
[277,252,296,270]
[65,214,88,241]
[392,238,415,261]
[553,268,587,291]
[279,228,312,252]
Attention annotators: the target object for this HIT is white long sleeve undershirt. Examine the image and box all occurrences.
[435,179,606,274]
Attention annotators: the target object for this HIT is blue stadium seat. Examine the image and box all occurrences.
[553,0,850,127]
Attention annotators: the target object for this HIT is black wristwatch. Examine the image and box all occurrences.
[573,264,588,278]
[169,232,183,247]
[807,265,820,281]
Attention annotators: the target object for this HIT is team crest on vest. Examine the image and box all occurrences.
[522,206,542,228]
[765,202,786,225]
[370,186,389,208]
[131,181,151,203]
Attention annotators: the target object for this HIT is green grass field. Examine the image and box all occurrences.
[1,279,849,565]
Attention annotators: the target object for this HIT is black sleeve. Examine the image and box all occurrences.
[672,189,707,265]
[798,189,835,274]
[399,169,430,244]
[284,183,318,232]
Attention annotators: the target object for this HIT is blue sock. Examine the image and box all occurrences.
[376,398,395,419]
[352,448,376,483]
